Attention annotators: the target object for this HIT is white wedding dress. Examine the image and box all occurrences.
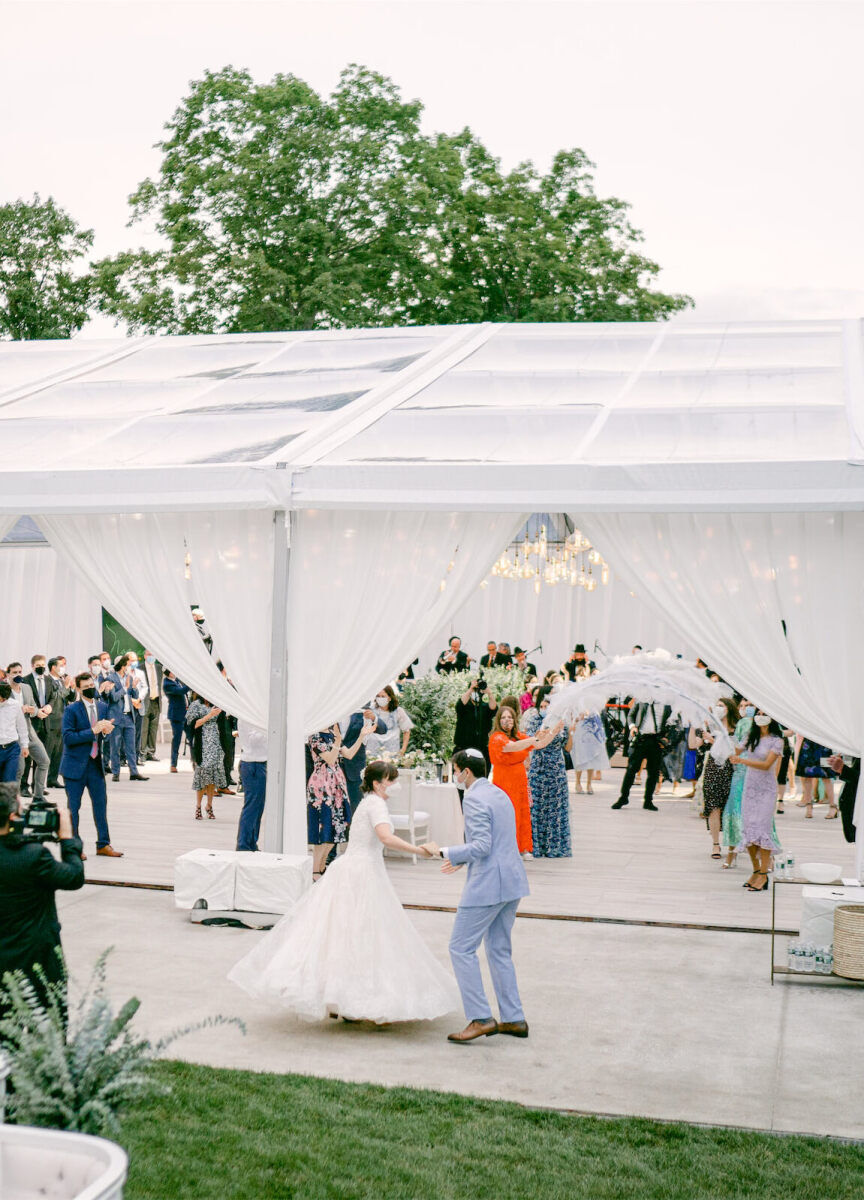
[227,793,460,1023]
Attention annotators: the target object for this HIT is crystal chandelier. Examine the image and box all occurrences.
[489,526,610,592]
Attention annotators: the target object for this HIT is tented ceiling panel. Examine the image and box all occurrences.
[0,318,862,513]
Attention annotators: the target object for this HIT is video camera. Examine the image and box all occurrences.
[9,798,61,844]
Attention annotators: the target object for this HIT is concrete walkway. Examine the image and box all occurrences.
[59,883,863,1141]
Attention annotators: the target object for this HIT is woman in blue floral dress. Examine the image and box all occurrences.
[523,686,572,858]
[307,726,351,879]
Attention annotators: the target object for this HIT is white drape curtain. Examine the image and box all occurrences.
[183,510,273,725]
[38,513,268,724]
[0,545,103,672]
[288,509,527,736]
[576,512,864,866]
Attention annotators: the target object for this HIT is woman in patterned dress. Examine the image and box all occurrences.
[730,712,784,892]
[186,695,227,820]
[307,725,353,879]
[523,686,572,858]
[701,697,738,860]
[488,704,561,858]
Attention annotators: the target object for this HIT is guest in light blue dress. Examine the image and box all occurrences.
[523,687,572,858]
[570,712,610,794]
[722,707,753,867]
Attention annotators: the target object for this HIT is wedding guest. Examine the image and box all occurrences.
[107,655,148,783]
[775,728,796,812]
[0,682,28,782]
[185,695,225,820]
[436,636,470,674]
[60,672,123,858]
[45,656,75,788]
[702,698,738,860]
[570,708,610,794]
[488,705,559,858]
[163,670,189,772]
[307,725,352,879]
[522,687,572,857]
[495,642,513,668]
[519,680,538,712]
[730,712,784,892]
[7,661,50,801]
[340,706,386,812]
[796,737,838,819]
[721,700,754,868]
[827,754,859,844]
[365,686,414,759]
[681,726,705,799]
[236,720,267,852]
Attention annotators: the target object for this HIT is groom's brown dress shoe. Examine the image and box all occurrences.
[447,1019,498,1044]
[497,1021,529,1038]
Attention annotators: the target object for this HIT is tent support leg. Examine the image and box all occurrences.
[261,509,290,854]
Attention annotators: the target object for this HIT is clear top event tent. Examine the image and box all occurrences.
[2,318,864,513]
[2,318,864,864]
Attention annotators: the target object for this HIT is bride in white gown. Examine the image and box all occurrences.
[228,760,460,1023]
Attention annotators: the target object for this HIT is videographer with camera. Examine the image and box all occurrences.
[453,675,499,793]
[0,779,84,1023]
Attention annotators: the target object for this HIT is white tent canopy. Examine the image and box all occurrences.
[3,318,864,868]
[2,319,864,514]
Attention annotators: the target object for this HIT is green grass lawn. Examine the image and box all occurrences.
[120,1061,864,1200]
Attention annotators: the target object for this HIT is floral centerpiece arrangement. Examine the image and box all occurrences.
[397,665,529,763]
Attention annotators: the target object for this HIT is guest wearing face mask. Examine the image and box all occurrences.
[140,650,162,763]
[162,670,189,772]
[92,654,116,771]
[701,698,738,860]
[339,706,388,814]
[21,653,54,798]
[365,686,415,759]
[729,713,784,892]
[7,662,50,802]
[124,650,149,766]
[106,655,149,783]
[522,687,572,858]
[45,656,76,788]
[60,673,122,858]
[721,699,754,869]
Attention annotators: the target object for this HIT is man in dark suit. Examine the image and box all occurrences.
[612,702,672,812]
[45,656,76,788]
[828,755,859,844]
[163,671,189,772]
[513,648,538,678]
[60,672,123,858]
[479,641,499,668]
[104,655,148,783]
[89,654,115,771]
[436,636,471,675]
[0,780,85,1024]
[21,653,55,797]
[340,707,387,811]
[140,650,163,762]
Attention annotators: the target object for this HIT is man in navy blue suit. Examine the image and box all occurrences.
[103,654,148,783]
[60,672,124,858]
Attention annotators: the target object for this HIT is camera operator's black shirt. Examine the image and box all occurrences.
[0,836,84,984]
[453,697,496,762]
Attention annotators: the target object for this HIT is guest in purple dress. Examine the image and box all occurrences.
[730,713,784,893]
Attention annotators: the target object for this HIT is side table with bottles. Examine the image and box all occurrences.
[770,865,864,985]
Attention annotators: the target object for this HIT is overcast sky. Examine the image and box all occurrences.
[2,0,863,330]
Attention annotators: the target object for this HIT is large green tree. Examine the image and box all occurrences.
[0,196,94,339]
[95,64,690,333]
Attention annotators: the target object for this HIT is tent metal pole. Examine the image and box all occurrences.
[262,508,290,853]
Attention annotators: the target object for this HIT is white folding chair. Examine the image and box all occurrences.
[389,772,430,864]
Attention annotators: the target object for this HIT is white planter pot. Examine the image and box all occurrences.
[0,1125,127,1199]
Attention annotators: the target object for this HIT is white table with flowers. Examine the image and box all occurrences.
[390,768,464,847]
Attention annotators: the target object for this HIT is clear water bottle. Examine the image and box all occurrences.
[801,942,816,972]
[787,939,801,971]
[814,947,827,974]
[786,853,795,880]
[775,853,787,880]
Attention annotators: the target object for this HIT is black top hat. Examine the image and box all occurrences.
[513,646,525,655]
[574,643,586,654]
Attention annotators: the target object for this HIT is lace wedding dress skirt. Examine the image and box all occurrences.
[228,794,460,1023]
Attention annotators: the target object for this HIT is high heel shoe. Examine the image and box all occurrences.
[195,805,202,820]
[206,804,215,819]
[825,807,839,819]
[746,871,769,892]
[805,806,813,819]
[722,852,737,869]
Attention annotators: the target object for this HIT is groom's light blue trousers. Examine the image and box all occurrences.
[449,899,524,1023]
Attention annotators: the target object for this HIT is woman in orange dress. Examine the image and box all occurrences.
[488,705,561,857]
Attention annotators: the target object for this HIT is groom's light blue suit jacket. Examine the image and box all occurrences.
[447,778,529,908]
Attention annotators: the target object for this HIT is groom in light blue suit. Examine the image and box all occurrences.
[427,748,531,1044]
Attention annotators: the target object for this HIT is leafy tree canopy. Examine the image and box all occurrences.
[0,195,94,339]
[95,64,691,333]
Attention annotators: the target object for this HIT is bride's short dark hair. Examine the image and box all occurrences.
[361,760,399,794]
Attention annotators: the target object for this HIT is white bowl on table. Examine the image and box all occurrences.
[800,862,843,884]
